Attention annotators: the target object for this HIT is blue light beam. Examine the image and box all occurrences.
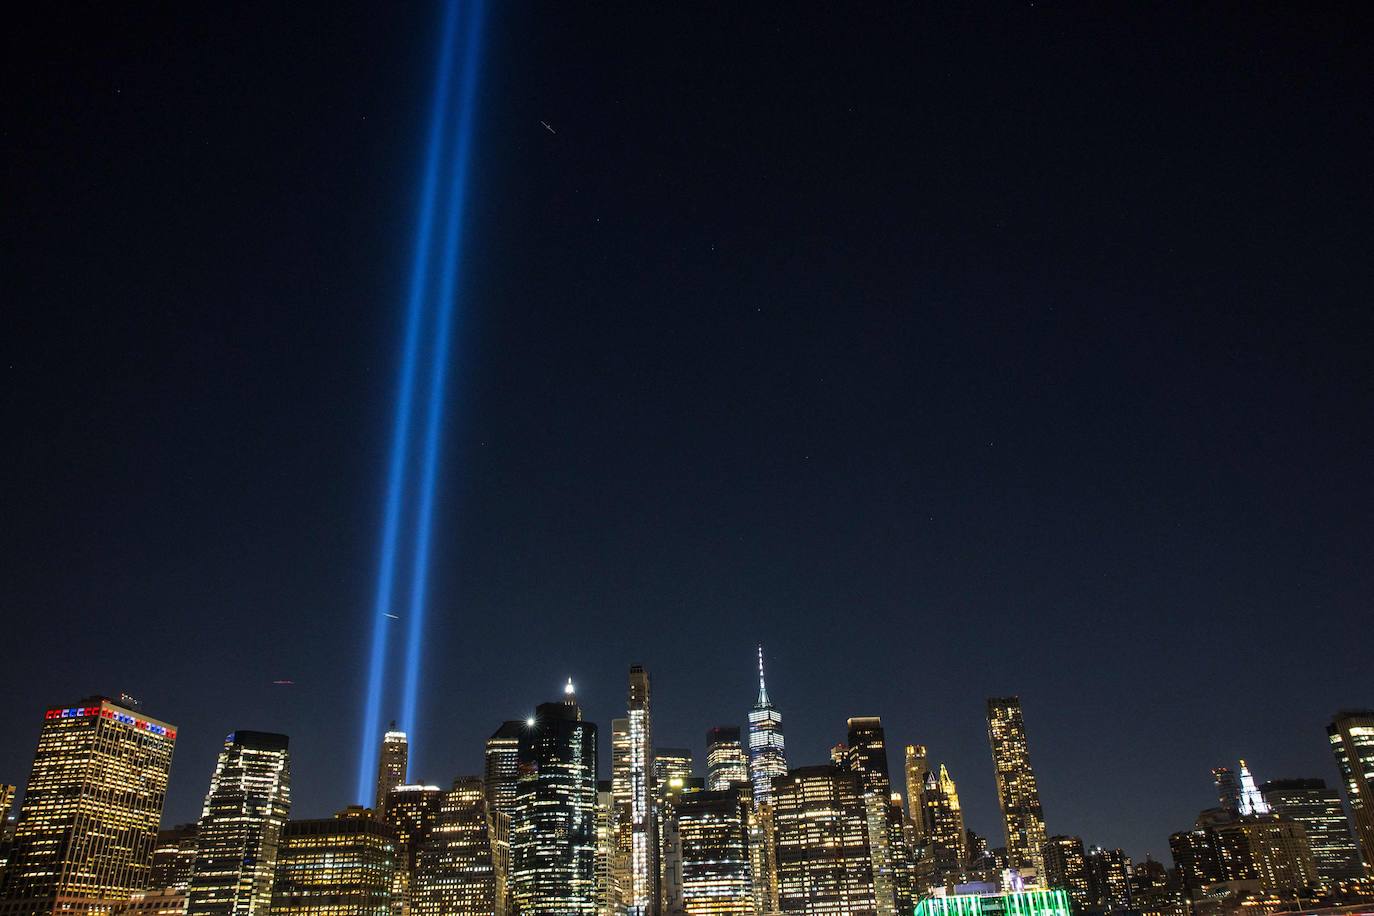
[356,0,463,805]
[399,0,487,751]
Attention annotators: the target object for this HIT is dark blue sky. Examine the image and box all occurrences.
[4,2,1371,862]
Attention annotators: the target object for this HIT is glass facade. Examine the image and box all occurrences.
[747,648,787,805]
[1327,710,1374,872]
[268,809,394,916]
[410,779,496,916]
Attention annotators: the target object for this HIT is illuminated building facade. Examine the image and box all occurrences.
[904,746,930,842]
[654,750,693,794]
[924,765,966,885]
[614,666,655,916]
[1085,847,1130,910]
[510,698,598,914]
[0,698,176,916]
[1040,836,1089,908]
[1259,778,1363,883]
[149,826,198,893]
[706,728,750,793]
[747,648,787,806]
[187,732,291,916]
[771,766,875,914]
[594,782,623,916]
[671,789,753,915]
[379,785,440,916]
[842,717,910,915]
[986,697,1047,883]
[374,730,408,815]
[268,808,394,916]
[410,778,496,916]
[912,889,1072,916]
[1210,817,1317,895]
[1327,709,1374,872]
[1168,828,1222,897]
[483,722,523,818]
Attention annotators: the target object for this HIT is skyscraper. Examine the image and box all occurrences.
[706,728,750,793]
[380,785,441,916]
[594,782,622,916]
[0,698,176,916]
[1085,847,1131,910]
[843,717,910,916]
[187,731,291,916]
[410,778,497,916]
[615,666,655,916]
[924,764,966,885]
[1328,710,1374,872]
[268,808,395,916]
[1235,761,1269,817]
[374,729,409,814]
[510,696,598,915]
[654,750,693,793]
[483,722,524,819]
[1212,767,1241,815]
[771,766,876,913]
[149,825,199,893]
[1260,778,1364,883]
[904,745,930,841]
[670,789,754,916]
[747,648,787,806]
[987,697,1047,883]
[1041,836,1089,908]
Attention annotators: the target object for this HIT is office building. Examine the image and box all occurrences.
[380,785,440,916]
[842,717,911,915]
[1260,778,1364,882]
[374,730,408,815]
[1086,847,1130,910]
[986,697,1047,883]
[904,746,930,842]
[1211,817,1317,895]
[410,779,496,916]
[0,698,176,916]
[747,648,787,806]
[655,750,693,795]
[1328,710,1374,872]
[612,666,655,916]
[483,723,523,820]
[670,789,753,915]
[268,807,394,916]
[149,825,198,893]
[510,696,598,915]
[924,764,966,885]
[1212,768,1240,815]
[772,766,875,913]
[706,728,750,793]
[187,731,291,916]
[594,782,622,916]
[1168,829,1223,896]
[1041,836,1089,908]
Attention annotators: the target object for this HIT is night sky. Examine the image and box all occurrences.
[5,2,1372,863]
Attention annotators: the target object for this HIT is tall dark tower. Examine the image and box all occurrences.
[510,691,598,915]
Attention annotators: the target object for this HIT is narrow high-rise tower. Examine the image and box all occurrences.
[0,698,176,916]
[375,726,409,813]
[618,665,656,916]
[747,647,787,804]
[986,696,1047,883]
[1327,710,1374,872]
[188,731,292,916]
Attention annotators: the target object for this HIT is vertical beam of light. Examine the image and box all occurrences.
[356,0,463,806]
[398,0,487,752]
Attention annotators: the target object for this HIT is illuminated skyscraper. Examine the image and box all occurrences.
[380,785,440,916]
[268,807,394,916]
[924,764,966,884]
[1085,847,1131,910]
[842,718,911,915]
[483,722,523,818]
[0,698,176,916]
[747,648,787,806]
[594,782,623,916]
[510,697,598,915]
[1235,761,1269,817]
[654,750,693,792]
[188,731,291,916]
[904,745,930,842]
[375,729,409,814]
[1260,778,1364,883]
[1328,710,1374,872]
[149,825,198,893]
[612,666,655,916]
[771,766,875,913]
[410,779,496,916]
[669,789,753,915]
[1041,836,1089,908]
[706,728,749,793]
[986,697,1047,883]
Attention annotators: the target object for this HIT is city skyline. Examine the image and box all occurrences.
[5,0,1372,888]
